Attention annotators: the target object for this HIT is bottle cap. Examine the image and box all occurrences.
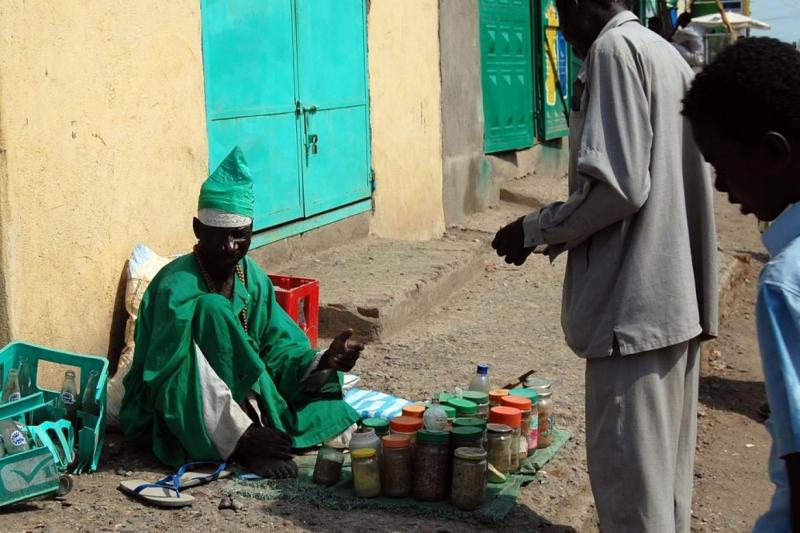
[462,390,489,405]
[454,446,488,461]
[489,389,510,403]
[489,406,522,428]
[525,377,551,393]
[438,391,455,404]
[450,426,484,443]
[381,435,411,448]
[416,429,450,444]
[477,364,489,375]
[452,417,487,430]
[509,388,539,403]
[445,398,478,416]
[351,448,377,459]
[402,404,427,418]
[441,405,457,419]
[362,417,390,434]
[486,423,513,434]
[500,395,532,411]
[390,416,424,433]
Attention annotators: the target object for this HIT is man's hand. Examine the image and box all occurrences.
[320,329,364,372]
[492,216,536,266]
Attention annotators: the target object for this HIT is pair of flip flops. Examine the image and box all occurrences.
[119,461,231,508]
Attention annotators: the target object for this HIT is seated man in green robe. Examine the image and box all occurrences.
[120,146,363,479]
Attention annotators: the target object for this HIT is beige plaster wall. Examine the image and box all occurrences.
[367,0,446,241]
[0,1,208,356]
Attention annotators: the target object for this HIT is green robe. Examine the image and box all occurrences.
[120,253,360,467]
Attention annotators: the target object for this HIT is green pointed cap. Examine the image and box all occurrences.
[198,146,255,218]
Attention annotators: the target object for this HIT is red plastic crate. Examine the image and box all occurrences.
[268,274,319,348]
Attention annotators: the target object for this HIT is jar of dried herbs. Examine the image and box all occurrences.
[486,423,513,474]
[451,447,488,511]
[412,429,451,502]
[380,435,412,498]
[351,448,381,498]
[312,446,345,486]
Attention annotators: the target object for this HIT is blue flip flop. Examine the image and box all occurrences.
[158,461,231,490]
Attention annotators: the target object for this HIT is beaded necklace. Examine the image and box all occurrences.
[194,246,249,334]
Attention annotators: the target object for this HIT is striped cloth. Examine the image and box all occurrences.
[344,388,411,420]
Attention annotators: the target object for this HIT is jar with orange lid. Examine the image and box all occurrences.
[489,389,510,407]
[489,406,522,471]
[402,403,427,419]
[381,435,412,497]
[389,415,424,443]
[509,388,539,453]
[501,396,532,464]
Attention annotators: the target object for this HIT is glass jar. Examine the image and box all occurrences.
[489,389,510,407]
[489,406,522,471]
[537,390,554,448]
[461,391,490,420]
[412,430,451,502]
[452,417,487,448]
[486,423,513,474]
[351,448,381,498]
[361,417,390,437]
[450,426,484,453]
[445,397,478,418]
[350,427,381,457]
[312,446,345,486]
[380,435,412,498]
[390,415,424,444]
[451,447,488,511]
[509,388,539,453]
[501,396,532,463]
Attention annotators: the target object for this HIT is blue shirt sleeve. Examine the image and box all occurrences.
[757,281,800,458]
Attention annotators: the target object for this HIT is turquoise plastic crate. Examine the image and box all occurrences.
[0,341,108,475]
[0,392,73,507]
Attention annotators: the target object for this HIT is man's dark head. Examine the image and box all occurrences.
[193,218,253,276]
[555,0,632,58]
[648,16,663,36]
[676,12,692,28]
[683,37,800,221]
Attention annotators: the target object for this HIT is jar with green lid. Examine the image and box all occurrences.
[453,417,487,448]
[445,397,478,418]
[412,429,451,502]
[381,435,412,497]
[461,391,490,420]
[451,447,488,511]
[442,405,457,429]
[312,446,345,486]
[352,448,381,498]
[450,426,484,452]
[509,388,539,453]
[362,417,390,437]
[486,423,513,474]
[438,391,455,404]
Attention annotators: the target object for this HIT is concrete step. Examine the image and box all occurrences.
[499,172,568,209]
[263,234,487,343]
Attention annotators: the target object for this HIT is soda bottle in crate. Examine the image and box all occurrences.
[55,371,79,428]
[0,418,31,455]
[2,369,21,404]
[81,370,100,416]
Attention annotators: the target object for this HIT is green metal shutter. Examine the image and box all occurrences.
[479,0,535,154]
[534,0,570,141]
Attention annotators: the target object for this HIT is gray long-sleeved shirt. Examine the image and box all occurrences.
[523,11,718,357]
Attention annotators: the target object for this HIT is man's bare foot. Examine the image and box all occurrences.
[241,456,299,479]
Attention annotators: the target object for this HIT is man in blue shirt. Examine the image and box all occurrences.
[684,37,800,532]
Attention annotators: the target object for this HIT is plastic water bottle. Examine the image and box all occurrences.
[467,364,491,394]
[55,370,79,427]
[0,419,31,455]
[2,369,21,403]
[81,370,100,415]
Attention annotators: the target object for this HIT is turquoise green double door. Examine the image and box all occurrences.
[201,0,371,232]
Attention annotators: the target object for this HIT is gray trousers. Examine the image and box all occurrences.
[585,339,700,533]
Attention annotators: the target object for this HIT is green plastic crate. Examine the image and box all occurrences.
[0,341,108,475]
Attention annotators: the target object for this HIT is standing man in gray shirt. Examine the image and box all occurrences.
[492,1,717,531]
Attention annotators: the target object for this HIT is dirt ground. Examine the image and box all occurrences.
[0,198,778,533]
